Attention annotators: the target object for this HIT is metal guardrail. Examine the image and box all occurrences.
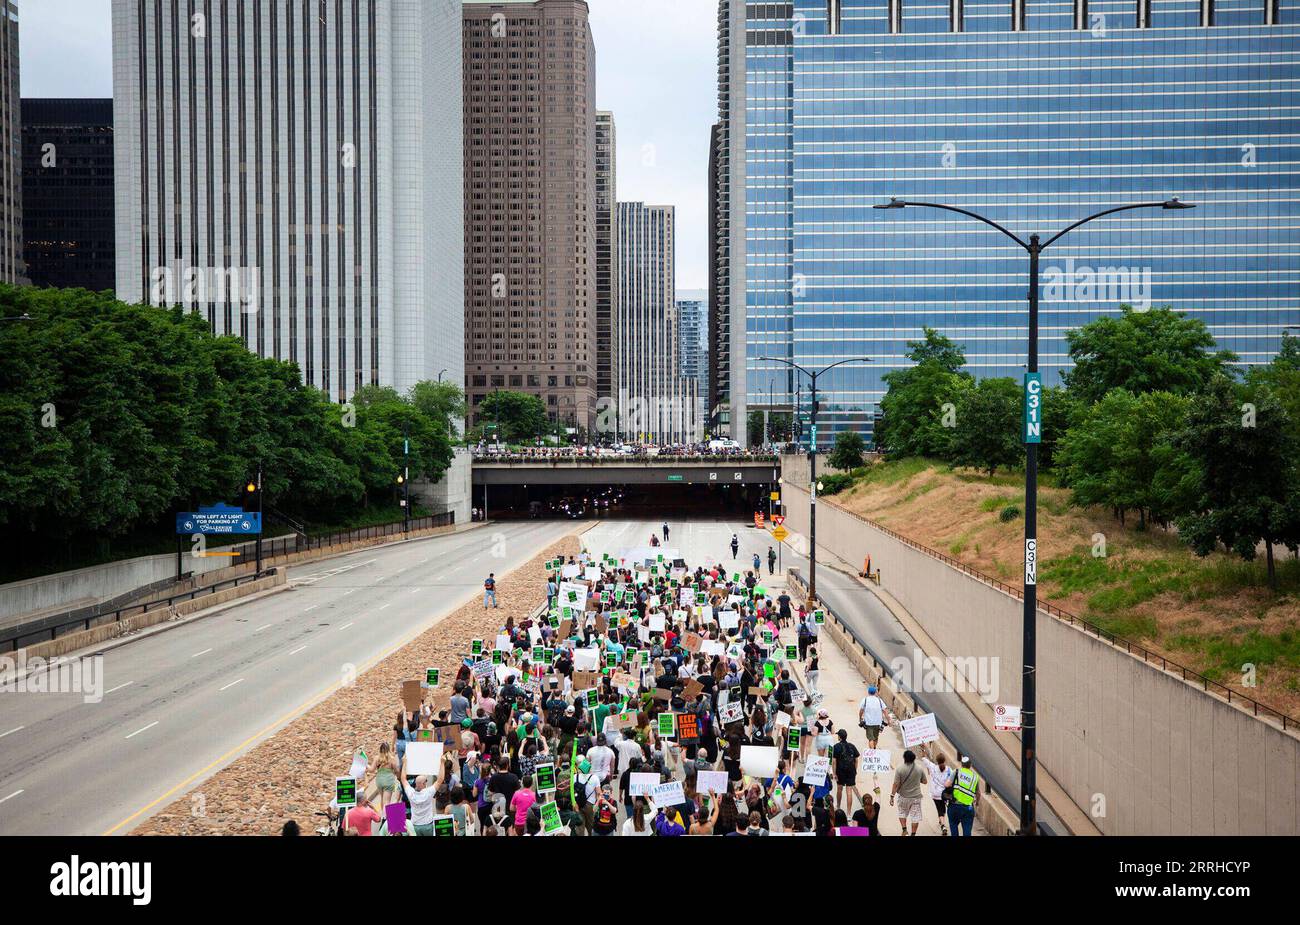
[0,571,269,653]
[473,453,778,464]
[0,511,456,653]
[812,500,1297,733]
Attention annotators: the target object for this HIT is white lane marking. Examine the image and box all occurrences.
[378,603,390,611]
[409,588,421,594]
[338,622,354,631]
[374,576,387,583]
[342,589,356,596]
[254,624,272,633]
[219,678,245,692]
[104,681,134,695]
[289,645,308,656]
[125,721,159,740]
[190,648,212,658]
[0,726,24,739]
[304,605,318,613]
[0,790,22,804]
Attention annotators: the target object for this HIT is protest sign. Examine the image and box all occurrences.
[539,801,564,835]
[425,668,440,688]
[740,745,780,779]
[495,633,511,652]
[432,815,456,836]
[681,678,704,700]
[400,680,423,713]
[648,614,666,632]
[813,609,825,625]
[683,632,704,654]
[652,779,686,806]
[696,770,730,795]
[470,639,484,657]
[561,564,580,579]
[657,712,676,739]
[405,741,444,777]
[860,749,893,774]
[573,648,600,671]
[786,727,801,751]
[719,611,740,631]
[719,701,744,725]
[803,756,831,786]
[535,762,557,794]
[384,801,407,835]
[676,711,699,743]
[784,644,798,662]
[900,712,940,748]
[335,776,358,808]
[629,773,660,797]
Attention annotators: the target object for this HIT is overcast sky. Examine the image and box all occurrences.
[19,0,716,290]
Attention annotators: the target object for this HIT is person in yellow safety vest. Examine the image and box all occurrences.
[947,756,980,837]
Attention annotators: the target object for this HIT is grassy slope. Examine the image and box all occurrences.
[828,458,1300,717]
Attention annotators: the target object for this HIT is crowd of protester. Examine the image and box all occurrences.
[318,539,974,836]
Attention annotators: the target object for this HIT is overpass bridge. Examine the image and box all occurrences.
[472,456,781,487]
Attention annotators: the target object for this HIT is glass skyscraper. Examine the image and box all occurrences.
[719,0,1300,446]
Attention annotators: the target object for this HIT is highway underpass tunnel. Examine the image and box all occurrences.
[474,481,775,520]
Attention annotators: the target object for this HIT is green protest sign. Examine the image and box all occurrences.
[425,668,439,687]
[470,639,484,657]
[658,712,676,738]
[539,800,563,835]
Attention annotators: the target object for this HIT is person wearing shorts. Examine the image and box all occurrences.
[831,729,862,812]
[890,749,928,836]
[859,685,890,749]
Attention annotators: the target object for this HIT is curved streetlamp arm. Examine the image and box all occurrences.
[890,200,1030,251]
[815,357,874,380]
[756,355,814,382]
[1040,202,1172,250]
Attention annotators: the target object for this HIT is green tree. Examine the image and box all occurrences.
[1056,389,1198,528]
[479,390,547,443]
[875,328,971,459]
[409,379,466,440]
[1174,377,1299,588]
[949,377,1022,476]
[828,430,867,470]
[1063,306,1237,405]
[1245,334,1300,429]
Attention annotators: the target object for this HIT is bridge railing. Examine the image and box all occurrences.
[472,452,778,464]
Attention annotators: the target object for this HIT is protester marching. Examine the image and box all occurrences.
[324,534,977,837]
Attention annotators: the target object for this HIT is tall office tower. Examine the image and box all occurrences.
[112,0,465,402]
[616,202,699,444]
[712,1,747,441]
[719,0,1300,448]
[462,0,598,435]
[0,2,22,284]
[677,291,709,434]
[595,110,617,413]
[22,99,115,292]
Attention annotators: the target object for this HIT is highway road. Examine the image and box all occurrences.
[0,520,575,836]
[583,517,1065,835]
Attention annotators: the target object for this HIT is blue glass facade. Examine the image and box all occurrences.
[739,0,1300,445]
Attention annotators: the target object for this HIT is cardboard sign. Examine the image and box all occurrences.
[573,669,598,691]
[683,632,704,654]
[900,712,940,748]
[401,680,424,713]
[615,710,640,730]
[535,762,557,794]
[681,678,704,701]
[860,749,893,774]
[652,688,673,702]
[335,776,358,808]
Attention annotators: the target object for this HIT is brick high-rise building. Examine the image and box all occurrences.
[594,110,616,415]
[462,0,598,435]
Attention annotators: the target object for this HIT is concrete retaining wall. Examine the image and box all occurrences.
[14,568,288,661]
[784,480,1300,836]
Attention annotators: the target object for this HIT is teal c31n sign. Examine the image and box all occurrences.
[1023,373,1042,444]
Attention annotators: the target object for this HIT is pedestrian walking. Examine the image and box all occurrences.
[947,756,981,837]
[662,522,670,542]
[767,546,777,575]
[483,573,498,609]
[730,534,739,559]
[806,645,820,695]
[921,744,956,836]
[890,749,928,836]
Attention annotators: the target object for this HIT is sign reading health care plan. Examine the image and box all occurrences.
[860,749,893,774]
[900,712,939,748]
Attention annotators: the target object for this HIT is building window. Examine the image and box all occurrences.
[950,0,964,30]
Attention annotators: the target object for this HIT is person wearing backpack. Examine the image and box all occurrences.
[831,728,862,813]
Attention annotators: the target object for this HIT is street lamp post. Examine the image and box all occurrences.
[873,195,1195,836]
[757,356,872,605]
[400,422,411,535]
[246,465,263,577]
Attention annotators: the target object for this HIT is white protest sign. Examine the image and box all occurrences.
[719,611,740,630]
[560,581,588,607]
[719,701,744,724]
[860,749,893,774]
[740,745,780,779]
[652,779,686,806]
[696,770,730,795]
[405,741,444,777]
[701,640,725,657]
[802,756,831,786]
[585,566,601,582]
[561,564,580,579]
[573,647,600,671]
[638,624,652,644]
[900,712,940,748]
[629,772,660,797]
[495,633,512,652]
[994,704,1022,731]
[648,614,666,632]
